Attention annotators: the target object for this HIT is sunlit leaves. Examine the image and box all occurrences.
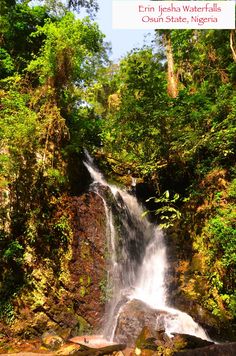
[97,48,169,174]
[144,191,181,229]
[190,177,236,318]
[0,85,39,179]
[27,12,106,88]
[0,3,51,73]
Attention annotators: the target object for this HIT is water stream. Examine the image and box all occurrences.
[84,152,210,342]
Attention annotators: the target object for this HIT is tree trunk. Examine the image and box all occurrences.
[163,32,178,98]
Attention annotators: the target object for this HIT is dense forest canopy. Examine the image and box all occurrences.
[0,0,236,340]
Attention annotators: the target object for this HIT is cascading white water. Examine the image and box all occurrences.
[131,227,167,309]
[83,152,210,342]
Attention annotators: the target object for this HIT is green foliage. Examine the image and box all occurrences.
[0,0,236,333]
[27,12,106,88]
[144,191,181,229]
[208,209,236,268]
[3,241,24,261]
[0,81,39,188]
[68,0,98,14]
[96,29,236,183]
[0,2,52,73]
[53,215,72,245]
[99,276,113,303]
[0,0,107,322]
[0,49,15,79]
[228,179,236,199]
[65,105,102,154]
[79,275,91,297]
[169,30,235,87]
[191,179,236,319]
[0,301,15,325]
[95,48,169,175]
[89,29,236,324]
[45,168,67,192]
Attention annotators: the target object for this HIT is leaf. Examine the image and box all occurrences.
[165,190,170,199]
[141,211,149,218]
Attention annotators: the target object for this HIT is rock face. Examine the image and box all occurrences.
[164,232,236,342]
[65,192,107,327]
[6,192,107,338]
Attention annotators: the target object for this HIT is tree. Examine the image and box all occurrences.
[27,12,106,86]
[157,30,179,98]
[0,1,107,313]
[68,0,99,13]
[38,0,99,16]
[0,2,52,73]
[87,47,174,178]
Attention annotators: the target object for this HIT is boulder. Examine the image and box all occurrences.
[174,341,236,355]
[135,325,160,350]
[114,299,215,353]
[42,330,64,350]
[56,343,81,355]
[68,335,126,356]
[114,299,170,347]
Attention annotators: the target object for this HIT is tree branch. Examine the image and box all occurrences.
[230,30,236,63]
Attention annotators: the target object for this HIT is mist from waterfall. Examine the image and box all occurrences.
[83,152,210,342]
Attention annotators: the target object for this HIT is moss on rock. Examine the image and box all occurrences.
[0,192,107,339]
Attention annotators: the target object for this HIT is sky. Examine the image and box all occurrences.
[89,0,154,61]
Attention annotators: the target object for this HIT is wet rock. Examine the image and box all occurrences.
[42,331,64,350]
[135,326,159,350]
[69,343,127,356]
[66,192,107,327]
[165,291,236,342]
[114,299,169,347]
[165,226,236,343]
[114,299,215,354]
[1,352,54,356]
[174,341,236,355]
[169,295,222,339]
[56,343,81,355]
[68,335,126,355]
[171,333,213,352]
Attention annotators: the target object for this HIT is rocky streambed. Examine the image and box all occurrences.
[1,298,236,355]
[1,329,236,355]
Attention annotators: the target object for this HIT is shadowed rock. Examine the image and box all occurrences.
[174,341,236,355]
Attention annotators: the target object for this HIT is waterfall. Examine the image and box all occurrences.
[83,152,210,342]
